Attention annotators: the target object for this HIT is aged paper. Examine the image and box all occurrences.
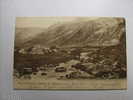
[14,17,127,90]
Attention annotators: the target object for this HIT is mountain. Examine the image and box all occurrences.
[15,17,126,48]
[15,27,45,47]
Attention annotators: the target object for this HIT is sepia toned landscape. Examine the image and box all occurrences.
[14,17,127,90]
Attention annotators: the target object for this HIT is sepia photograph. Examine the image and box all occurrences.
[13,17,127,90]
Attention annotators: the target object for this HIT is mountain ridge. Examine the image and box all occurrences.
[15,18,125,48]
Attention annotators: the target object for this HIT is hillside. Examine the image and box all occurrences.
[15,27,45,47]
[15,17,125,48]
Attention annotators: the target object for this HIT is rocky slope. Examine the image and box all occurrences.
[15,17,126,48]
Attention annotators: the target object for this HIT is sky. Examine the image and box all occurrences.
[15,17,102,28]
[16,17,78,28]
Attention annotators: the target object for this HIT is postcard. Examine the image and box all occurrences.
[14,17,127,89]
